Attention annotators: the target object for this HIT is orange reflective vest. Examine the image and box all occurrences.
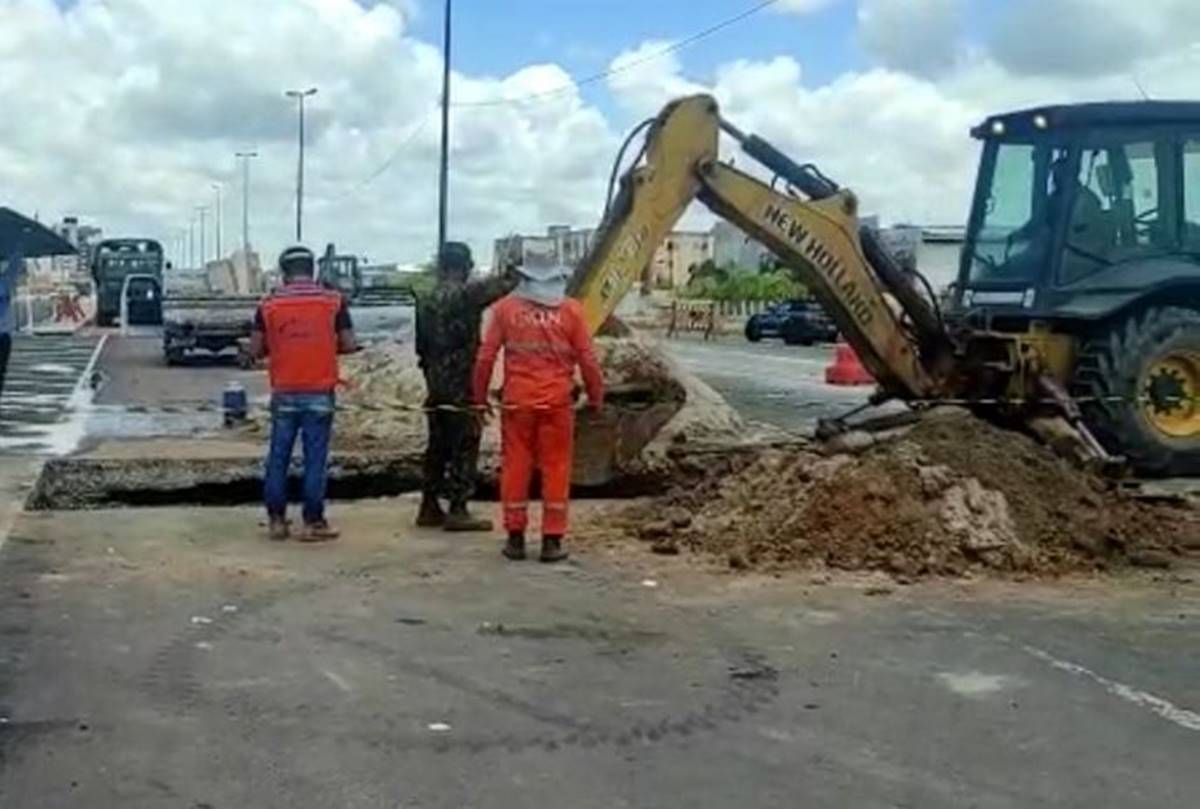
[473,295,604,409]
[258,281,343,393]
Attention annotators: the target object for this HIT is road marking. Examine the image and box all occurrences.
[1024,644,1200,732]
[936,671,1019,697]
[323,669,354,694]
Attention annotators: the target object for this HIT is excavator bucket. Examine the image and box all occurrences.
[571,381,686,487]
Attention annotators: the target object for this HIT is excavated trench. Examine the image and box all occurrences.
[26,451,677,511]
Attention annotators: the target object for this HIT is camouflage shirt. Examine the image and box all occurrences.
[415,274,516,404]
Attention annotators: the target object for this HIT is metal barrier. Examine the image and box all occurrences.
[13,282,94,335]
[666,300,718,340]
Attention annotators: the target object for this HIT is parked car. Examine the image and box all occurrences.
[744,299,838,345]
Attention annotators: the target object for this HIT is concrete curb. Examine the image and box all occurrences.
[0,457,46,553]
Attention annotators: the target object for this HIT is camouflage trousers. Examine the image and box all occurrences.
[423,407,481,507]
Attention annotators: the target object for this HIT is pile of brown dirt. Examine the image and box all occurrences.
[617,410,1198,577]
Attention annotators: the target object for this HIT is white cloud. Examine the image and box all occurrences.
[0,0,616,268]
[858,0,966,78]
[774,0,845,13]
[987,0,1200,78]
[5,0,1200,279]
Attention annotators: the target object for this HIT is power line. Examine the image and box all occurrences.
[326,108,438,202]
[451,0,782,109]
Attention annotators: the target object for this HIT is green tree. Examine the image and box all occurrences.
[680,266,804,302]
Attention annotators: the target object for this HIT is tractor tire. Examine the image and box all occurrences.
[745,321,763,343]
[1072,306,1200,476]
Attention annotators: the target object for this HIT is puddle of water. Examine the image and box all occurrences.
[29,363,78,375]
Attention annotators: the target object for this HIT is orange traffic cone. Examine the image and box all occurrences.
[825,341,874,386]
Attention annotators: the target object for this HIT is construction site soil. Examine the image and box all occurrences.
[244,335,749,457]
[608,410,1200,579]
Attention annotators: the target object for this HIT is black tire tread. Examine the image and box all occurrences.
[1072,306,1200,476]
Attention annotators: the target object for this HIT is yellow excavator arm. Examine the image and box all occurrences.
[569,95,956,403]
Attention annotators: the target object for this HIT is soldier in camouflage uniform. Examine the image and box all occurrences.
[415,241,517,530]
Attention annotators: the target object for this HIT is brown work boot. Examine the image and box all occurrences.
[299,520,340,543]
[268,516,289,542]
[415,495,446,528]
[502,531,527,561]
[443,504,493,532]
[539,535,569,564]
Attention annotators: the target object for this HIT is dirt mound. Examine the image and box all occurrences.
[619,410,1197,577]
[243,334,746,461]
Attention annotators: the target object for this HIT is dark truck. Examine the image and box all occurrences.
[162,292,261,365]
[90,238,165,327]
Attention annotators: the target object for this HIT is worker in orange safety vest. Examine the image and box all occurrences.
[472,256,604,563]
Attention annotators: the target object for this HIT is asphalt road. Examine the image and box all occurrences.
[664,335,875,432]
[87,333,267,441]
[0,499,1196,808]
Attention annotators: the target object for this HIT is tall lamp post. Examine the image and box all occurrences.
[211,183,223,261]
[436,0,452,262]
[285,87,318,242]
[235,151,258,257]
[196,205,209,266]
[188,216,196,269]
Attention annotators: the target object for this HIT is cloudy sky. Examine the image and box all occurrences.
[2,0,1199,269]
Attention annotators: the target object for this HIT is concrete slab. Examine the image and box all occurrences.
[0,456,41,549]
[1,499,1197,808]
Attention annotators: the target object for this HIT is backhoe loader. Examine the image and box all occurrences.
[571,95,1200,477]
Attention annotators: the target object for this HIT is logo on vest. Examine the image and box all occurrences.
[515,308,564,328]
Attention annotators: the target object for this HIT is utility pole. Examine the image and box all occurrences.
[188,216,196,269]
[235,151,258,256]
[211,183,223,261]
[437,0,452,263]
[285,87,318,242]
[196,205,208,266]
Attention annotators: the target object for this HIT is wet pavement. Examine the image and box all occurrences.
[664,335,875,432]
[0,499,1195,808]
[0,334,103,456]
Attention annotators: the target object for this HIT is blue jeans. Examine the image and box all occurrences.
[263,392,335,524]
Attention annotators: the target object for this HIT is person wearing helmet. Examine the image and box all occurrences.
[472,243,604,563]
[415,240,517,531]
[251,245,357,542]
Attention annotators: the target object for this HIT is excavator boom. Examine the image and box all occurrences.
[571,94,955,402]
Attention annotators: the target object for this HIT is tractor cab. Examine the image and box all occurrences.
[955,102,1200,324]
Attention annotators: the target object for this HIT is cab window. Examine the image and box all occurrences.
[1060,140,1172,283]
[1183,139,1200,249]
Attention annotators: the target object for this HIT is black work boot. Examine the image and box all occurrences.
[415,495,446,528]
[539,534,569,564]
[443,503,493,532]
[502,531,527,561]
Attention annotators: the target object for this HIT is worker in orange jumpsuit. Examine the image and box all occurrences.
[472,258,604,563]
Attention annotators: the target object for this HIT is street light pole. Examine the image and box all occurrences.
[436,0,452,262]
[196,205,208,266]
[188,217,196,269]
[285,87,318,242]
[235,151,258,256]
[211,183,223,261]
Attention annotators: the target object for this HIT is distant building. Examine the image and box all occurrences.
[711,221,769,271]
[50,216,103,281]
[650,230,713,289]
[495,225,712,290]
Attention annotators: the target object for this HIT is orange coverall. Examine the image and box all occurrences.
[472,295,604,536]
